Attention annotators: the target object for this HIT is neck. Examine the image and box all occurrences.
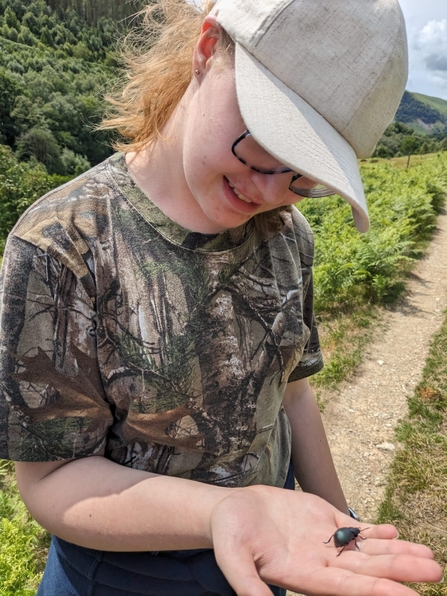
[126,85,212,233]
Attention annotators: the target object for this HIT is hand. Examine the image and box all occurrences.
[209,486,442,596]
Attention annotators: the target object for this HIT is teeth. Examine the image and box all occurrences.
[230,184,252,203]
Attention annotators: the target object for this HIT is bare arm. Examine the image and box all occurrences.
[283,377,349,513]
[15,456,227,552]
[17,378,348,553]
[15,451,441,596]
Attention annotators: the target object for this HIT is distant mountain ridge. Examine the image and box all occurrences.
[395,91,447,135]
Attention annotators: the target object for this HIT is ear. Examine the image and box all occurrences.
[193,16,221,73]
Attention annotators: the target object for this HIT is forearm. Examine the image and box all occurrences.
[15,456,229,552]
[283,379,348,513]
[14,453,442,595]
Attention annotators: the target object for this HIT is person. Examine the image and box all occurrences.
[0,0,442,595]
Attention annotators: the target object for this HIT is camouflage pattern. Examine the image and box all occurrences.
[0,154,323,487]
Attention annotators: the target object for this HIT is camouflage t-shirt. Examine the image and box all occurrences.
[0,153,323,488]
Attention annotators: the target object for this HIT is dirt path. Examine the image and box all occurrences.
[287,207,447,596]
[322,207,447,521]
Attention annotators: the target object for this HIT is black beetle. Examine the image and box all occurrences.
[323,527,370,556]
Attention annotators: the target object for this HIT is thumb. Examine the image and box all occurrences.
[215,546,274,596]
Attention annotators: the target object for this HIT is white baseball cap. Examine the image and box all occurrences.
[210,0,408,232]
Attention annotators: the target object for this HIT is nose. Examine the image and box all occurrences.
[250,170,292,206]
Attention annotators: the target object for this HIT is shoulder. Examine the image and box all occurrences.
[13,155,119,240]
[10,155,123,278]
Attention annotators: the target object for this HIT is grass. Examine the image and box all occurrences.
[306,152,447,391]
[389,153,446,169]
[0,461,49,595]
[312,304,382,391]
[376,310,447,593]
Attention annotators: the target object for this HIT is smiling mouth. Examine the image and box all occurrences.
[228,182,253,203]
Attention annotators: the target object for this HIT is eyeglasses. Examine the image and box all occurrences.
[231,130,336,198]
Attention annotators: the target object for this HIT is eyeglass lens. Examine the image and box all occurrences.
[232,131,335,198]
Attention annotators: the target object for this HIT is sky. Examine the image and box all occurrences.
[399,0,447,99]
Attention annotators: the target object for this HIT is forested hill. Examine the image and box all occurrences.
[0,0,142,176]
[372,91,447,158]
[0,0,152,251]
[395,91,447,134]
[45,0,146,26]
[1,0,447,179]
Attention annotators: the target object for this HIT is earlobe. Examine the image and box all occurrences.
[193,17,220,72]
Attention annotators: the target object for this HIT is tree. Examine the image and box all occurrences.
[0,144,67,250]
[401,136,418,168]
[60,147,90,175]
[16,127,64,174]
[0,69,24,144]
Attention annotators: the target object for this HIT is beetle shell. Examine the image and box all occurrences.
[332,527,361,548]
[323,526,370,556]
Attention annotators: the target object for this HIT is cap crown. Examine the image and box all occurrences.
[212,0,408,158]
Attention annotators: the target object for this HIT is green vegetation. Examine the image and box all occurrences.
[44,0,145,26]
[412,92,447,120]
[299,152,447,388]
[0,461,49,596]
[304,154,446,311]
[0,0,135,175]
[396,91,447,129]
[374,92,447,159]
[374,122,447,159]
[376,310,447,594]
[0,145,69,252]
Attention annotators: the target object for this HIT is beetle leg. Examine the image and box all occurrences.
[323,534,335,544]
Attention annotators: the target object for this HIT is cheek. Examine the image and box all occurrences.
[282,188,303,206]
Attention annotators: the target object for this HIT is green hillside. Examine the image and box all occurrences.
[0,0,147,176]
[395,91,447,134]
[0,0,446,170]
[373,91,447,158]
[412,92,447,119]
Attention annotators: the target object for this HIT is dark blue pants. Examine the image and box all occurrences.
[37,466,295,596]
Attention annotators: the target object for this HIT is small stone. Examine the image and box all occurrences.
[377,442,395,451]
[377,360,385,365]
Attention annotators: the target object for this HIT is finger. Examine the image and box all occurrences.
[360,537,436,559]
[332,523,434,558]
[331,552,443,584]
[333,521,399,540]
[294,567,431,596]
[332,515,401,539]
[214,547,273,596]
[364,523,399,540]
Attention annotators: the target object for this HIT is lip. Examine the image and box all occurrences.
[223,177,261,214]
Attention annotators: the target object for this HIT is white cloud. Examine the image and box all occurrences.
[404,18,447,99]
[419,19,447,55]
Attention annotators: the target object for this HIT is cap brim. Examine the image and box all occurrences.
[234,45,370,233]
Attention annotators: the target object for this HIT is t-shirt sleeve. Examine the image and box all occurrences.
[287,209,324,382]
[0,235,113,462]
